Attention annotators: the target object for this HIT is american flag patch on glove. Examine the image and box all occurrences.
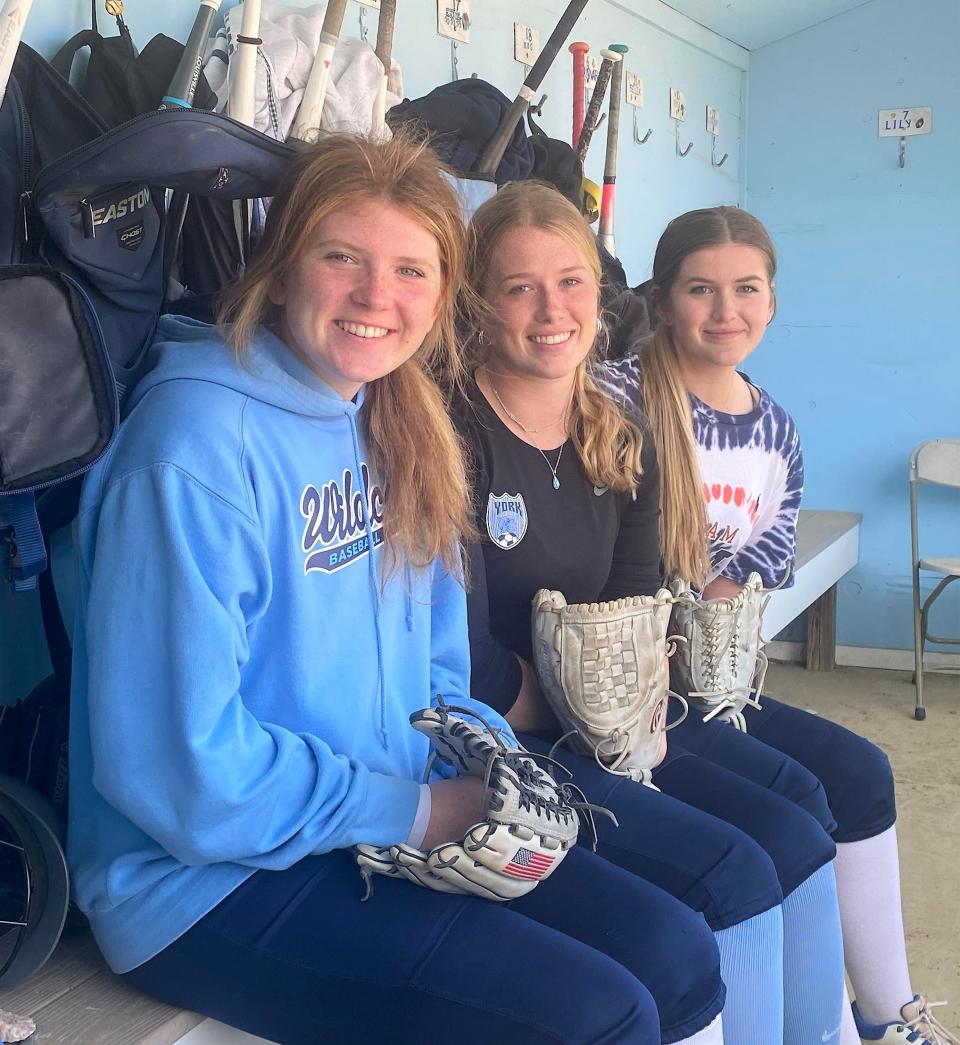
[504,847,556,879]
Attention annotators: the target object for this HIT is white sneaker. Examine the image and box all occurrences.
[854,995,960,1044]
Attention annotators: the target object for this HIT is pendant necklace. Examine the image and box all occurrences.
[484,371,568,491]
[538,444,565,491]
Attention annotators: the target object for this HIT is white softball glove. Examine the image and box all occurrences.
[355,702,587,902]
[531,588,688,785]
[669,573,769,731]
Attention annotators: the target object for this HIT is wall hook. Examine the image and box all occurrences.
[632,109,652,145]
[358,4,369,44]
[899,136,906,168]
[451,39,459,81]
[711,137,728,167]
[529,93,548,118]
[675,122,693,157]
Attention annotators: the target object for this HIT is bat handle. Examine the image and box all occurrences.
[569,41,588,149]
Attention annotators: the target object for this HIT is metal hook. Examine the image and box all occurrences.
[711,137,728,167]
[675,122,693,157]
[632,109,652,145]
[899,136,906,168]
[529,93,548,118]
[451,39,459,81]
[358,4,369,44]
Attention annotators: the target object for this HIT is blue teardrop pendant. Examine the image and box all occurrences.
[552,476,561,491]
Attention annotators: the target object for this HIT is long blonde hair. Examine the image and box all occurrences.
[218,133,472,576]
[465,181,645,493]
[641,205,777,585]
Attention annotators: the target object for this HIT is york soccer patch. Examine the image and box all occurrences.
[486,492,527,550]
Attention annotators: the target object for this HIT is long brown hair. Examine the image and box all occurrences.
[218,133,472,577]
[641,205,777,584]
[464,181,646,492]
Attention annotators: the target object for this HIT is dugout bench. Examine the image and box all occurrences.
[0,917,273,1044]
[0,511,861,1045]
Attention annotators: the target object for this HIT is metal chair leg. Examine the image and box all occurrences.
[913,567,926,720]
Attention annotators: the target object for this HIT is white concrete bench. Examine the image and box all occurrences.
[0,920,271,1045]
[764,509,862,671]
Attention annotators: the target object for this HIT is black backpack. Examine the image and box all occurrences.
[49,0,218,128]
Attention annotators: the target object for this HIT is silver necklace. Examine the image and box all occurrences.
[486,375,567,435]
[537,443,565,491]
[483,372,567,490]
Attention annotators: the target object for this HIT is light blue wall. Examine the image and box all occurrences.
[2,0,744,703]
[744,0,960,652]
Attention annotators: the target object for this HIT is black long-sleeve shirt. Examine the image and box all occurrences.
[455,383,662,714]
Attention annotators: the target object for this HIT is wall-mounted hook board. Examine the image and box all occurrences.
[438,0,470,42]
[626,72,644,107]
[514,23,540,65]
[878,107,932,137]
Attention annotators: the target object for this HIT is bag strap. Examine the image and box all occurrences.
[50,1,102,81]
[1,493,46,592]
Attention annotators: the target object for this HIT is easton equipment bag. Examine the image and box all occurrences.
[2,43,296,595]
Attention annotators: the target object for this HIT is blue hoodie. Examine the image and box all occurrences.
[68,316,515,973]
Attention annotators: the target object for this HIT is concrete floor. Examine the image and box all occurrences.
[766,661,960,1031]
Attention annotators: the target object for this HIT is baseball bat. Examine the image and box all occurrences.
[160,0,221,110]
[473,0,590,177]
[289,0,349,143]
[0,0,34,110]
[568,41,588,148]
[229,0,262,127]
[372,0,397,135]
[598,43,626,256]
[576,47,618,163]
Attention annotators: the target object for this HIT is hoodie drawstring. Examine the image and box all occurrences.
[347,414,389,750]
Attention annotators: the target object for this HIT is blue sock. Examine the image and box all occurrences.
[782,863,846,1044]
[715,906,784,1044]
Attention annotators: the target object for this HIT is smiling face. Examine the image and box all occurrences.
[659,242,775,375]
[481,225,599,384]
[269,199,443,399]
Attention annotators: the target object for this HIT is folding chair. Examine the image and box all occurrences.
[909,438,960,720]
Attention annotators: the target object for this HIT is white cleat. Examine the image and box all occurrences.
[854,995,960,1045]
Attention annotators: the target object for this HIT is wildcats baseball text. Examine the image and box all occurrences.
[300,464,385,574]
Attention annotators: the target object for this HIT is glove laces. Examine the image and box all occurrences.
[428,700,618,850]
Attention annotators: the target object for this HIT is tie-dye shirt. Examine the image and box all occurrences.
[594,354,802,589]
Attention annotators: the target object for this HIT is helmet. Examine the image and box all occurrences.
[0,774,69,988]
[580,177,601,224]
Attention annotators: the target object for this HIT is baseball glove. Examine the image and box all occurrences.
[669,573,769,731]
[531,588,688,784]
[355,702,586,902]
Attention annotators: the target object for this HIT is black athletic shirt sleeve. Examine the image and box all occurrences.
[465,538,524,715]
[599,432,662,601]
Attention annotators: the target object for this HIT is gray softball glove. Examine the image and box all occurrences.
[669,573,769,731]
[355,702,584,902]
[531,588,687,784]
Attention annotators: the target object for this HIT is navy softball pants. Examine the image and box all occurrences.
[121,847,724,1045]
[668,695,897,844]
[523,729,836,913]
